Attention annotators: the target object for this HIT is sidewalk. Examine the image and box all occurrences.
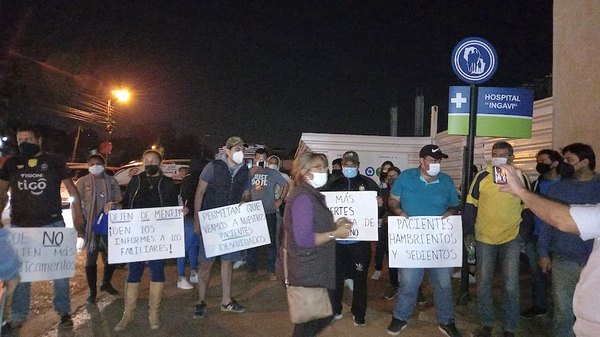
[12,260,552,337]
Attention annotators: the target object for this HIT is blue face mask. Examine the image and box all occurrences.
[342,167,358,178]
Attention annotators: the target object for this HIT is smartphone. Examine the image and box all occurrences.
[492,166,507,184]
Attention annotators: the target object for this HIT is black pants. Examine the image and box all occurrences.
[292,290,334,337]
[374,226,399,288]
[333,242,371,321]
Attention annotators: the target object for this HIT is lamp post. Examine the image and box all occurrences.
[106,89,130,136]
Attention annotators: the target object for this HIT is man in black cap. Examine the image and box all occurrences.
[324,150,382,327]
[386,144,462,337]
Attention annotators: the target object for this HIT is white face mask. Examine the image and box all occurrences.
[426,163,441,176]
[231,150,244,165]
[268,164,278,170]
[491,157,508,166]
[88,164,104,175]
[308,172,328,188]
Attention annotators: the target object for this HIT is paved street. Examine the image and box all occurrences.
[8,254,553,337]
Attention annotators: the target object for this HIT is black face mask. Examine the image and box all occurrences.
[331,169,342,176]
[145,165,159,176]
[535,163,552,175]
[558,162,575,178]
[18,142,41,158]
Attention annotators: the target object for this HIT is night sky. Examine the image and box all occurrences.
[1,1,552,153]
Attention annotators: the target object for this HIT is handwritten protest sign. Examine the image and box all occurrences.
[6,228,77,282]
[108,207,185,264]
[388,215,463,268]
[322,191,378,241]
[199,201,270,258]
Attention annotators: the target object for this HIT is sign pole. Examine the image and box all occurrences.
[458,83,478,304]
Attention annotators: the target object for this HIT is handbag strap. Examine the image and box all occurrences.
[283,231,290,286]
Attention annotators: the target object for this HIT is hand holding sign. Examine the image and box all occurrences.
[322,191,379,241]
[333,217,353,239]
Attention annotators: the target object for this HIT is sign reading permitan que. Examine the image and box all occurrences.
[199,201,270,258]
[108,206,185,264]
[322,191,378,241]
[388,216,463,268]
[7,228,77,282]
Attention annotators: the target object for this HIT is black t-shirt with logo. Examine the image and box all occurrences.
[0,153,71,227]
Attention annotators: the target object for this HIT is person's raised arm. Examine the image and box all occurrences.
[499,164,578,234]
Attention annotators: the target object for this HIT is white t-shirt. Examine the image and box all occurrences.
[571,204,600,337]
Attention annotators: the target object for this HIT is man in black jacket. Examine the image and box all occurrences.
[324,150,382,327]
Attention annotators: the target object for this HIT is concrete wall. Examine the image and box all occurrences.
[553,1,600,153]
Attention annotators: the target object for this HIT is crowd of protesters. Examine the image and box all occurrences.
[1,127,599,337]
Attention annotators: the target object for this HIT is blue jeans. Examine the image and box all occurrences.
[393,267,455,324]
[524,239,548,310]
[246,213,278,273]
[476,238,521,332]
[11,220,71,322]
[177,217,199,276]
[128,260,165,282]
[551,255,582,337]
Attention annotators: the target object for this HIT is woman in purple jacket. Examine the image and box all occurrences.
[280,152,352,337]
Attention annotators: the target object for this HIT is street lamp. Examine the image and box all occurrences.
[106,89,130,136]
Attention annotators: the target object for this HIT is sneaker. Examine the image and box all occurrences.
[384,286,398,300]
[520,306,547,319]
[353,316,366,327]
[471,326,492,337]
[100,283,120,295]
[344,279,354,292]
[333,312,343,320]
[189,271,199,284]
[193,301,207,319]
[267,272,278,281]
[439,321,462,337]
[59,314,73,327]
[177,277,194,290]
[221,299,246,313]
[371,270,381,280]
[503,332,515,337]
[233,260,246,269]
[452,270,461,278]
[387,317,407,336]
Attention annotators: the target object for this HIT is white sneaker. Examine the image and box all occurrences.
[333,312,344,320]
[344,279,354,292]
[177,277,194,290]
[452,270,461,279]
[371,270,381,280]
[189,271,199,284]
[233,260,246,270]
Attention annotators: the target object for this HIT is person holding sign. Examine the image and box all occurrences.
[0,125,85,334]
[114,150,179,331]
[323,150,382,327]
[193,136,250,318]
[279,151,352,337]
[75,154,122,304]
[386,145,462,337]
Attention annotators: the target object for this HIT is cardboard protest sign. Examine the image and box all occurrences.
[6,228,77,282]
[199,201,270,258]
[321,191,378,241]
[388,215,463,268]
[108,207,185,264]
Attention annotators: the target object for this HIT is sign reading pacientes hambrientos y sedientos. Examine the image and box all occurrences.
[108,207,185,264]
[7,228,77,282]
[321,191,378,241]
[199,201,270,258]
[388,216,463,268]
[447,86,534,138]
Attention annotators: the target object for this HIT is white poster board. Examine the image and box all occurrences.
[388,215,463,268]
[7,228,77,282]
[199,201,270,258]
[322,191,378,241]
[108,207,185,264]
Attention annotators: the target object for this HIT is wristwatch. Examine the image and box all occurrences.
[328,232,335,240]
